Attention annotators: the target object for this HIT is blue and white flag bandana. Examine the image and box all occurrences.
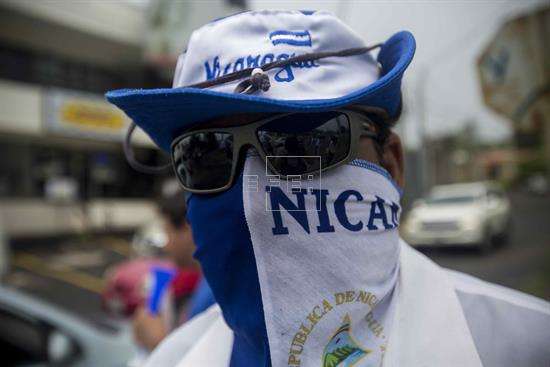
[242,154,402,367]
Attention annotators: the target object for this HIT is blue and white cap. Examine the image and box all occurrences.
[172,10,380,99]
[106,10,415,151]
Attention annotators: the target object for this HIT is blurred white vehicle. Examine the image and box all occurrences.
[0,285,136,367]
[402,182,511,251]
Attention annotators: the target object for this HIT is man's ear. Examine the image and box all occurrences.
[381,132,405,188]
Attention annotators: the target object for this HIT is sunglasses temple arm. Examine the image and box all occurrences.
[124,122,172,174]
[360,131,378,139]
[359,122,378,140]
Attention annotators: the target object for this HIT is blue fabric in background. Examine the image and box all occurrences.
[187,277,216,319]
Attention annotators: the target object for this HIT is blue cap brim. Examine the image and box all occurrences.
[106,31,415,152]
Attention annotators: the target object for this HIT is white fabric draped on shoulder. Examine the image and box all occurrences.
[143,241,550,367]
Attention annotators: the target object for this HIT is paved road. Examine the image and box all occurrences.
[5,236,131,326]
[4,192,549,325]
[420,191,550,300]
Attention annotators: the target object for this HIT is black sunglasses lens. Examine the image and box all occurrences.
[256,112,351,176]
[172,132,234,191]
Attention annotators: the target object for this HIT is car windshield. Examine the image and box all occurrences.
[425,195,479,205]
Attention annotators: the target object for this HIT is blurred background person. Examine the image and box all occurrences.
[131,189,204,351]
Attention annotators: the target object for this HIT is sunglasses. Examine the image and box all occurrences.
[170,109,379,194]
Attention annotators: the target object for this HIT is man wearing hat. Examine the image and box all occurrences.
[107,10,550,367]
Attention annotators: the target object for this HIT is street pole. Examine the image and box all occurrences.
[416,66,431,195]
[413,19,496,195]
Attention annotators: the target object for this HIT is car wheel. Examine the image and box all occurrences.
[495,219,512,248]
[478,229,493,254]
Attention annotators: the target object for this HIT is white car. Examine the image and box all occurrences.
[0,285,136,366]
[402,182,511,251]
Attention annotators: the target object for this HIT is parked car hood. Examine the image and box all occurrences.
[410,203,484,222]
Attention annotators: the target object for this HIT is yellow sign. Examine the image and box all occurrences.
[60,100,125,131]
[44,88,133,141]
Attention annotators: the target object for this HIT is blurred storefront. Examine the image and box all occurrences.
[0,0,247,240]
[0,1,169,239]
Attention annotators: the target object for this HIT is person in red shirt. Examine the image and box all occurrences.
[132,190,201,351]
